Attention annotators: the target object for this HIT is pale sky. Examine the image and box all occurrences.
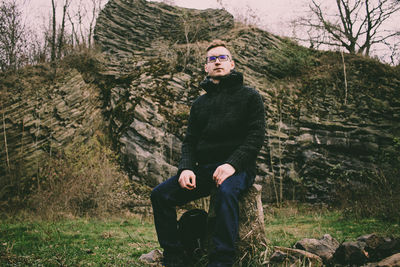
[19,0,400,63]
[152,0,310,36]
[21,0,309,37]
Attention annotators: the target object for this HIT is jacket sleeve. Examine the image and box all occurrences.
[178,103,200,173]
[225,90,266,172]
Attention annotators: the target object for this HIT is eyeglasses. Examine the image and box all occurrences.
[206,54,230,63]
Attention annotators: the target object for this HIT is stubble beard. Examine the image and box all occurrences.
[210,69,231,80]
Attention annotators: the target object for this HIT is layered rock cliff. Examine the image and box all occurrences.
[93,0,400,202]
[0,66,102,178]
[1,0,399,203]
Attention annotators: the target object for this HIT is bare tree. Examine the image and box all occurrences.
[215,0,261,27]
[50,0,56,62]
[388,41,399,65]
[0,0,105,69]
[87,0,103,48]
[295,0,400,56]
[67,0,104,49]
[160,0,175,6]
[0,0,27,71]
[57,0,72,59]
[25,27,48,64]
[67,7,80,47]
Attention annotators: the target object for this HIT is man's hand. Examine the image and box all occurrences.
[178,170,196,190]
[213,163,235,187]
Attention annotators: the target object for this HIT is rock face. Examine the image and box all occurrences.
[93,0,282,185]
[94,0,234,60]
[93,0,240,186]
[92,0,400,202]
[0,67,102,180]
[1,0,399,204]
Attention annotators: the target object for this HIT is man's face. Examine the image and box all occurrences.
[204,46,235,80]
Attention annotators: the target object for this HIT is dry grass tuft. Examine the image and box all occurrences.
[27,132,152,219]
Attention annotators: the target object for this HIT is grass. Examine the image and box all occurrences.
[1,203,400,266]
[264,202,400,248]
[0,215,159,266]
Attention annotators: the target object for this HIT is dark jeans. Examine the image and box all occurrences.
[151,163,253,267]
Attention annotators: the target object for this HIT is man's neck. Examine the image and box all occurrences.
[211,78,220,84]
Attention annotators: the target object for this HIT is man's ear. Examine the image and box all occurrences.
[230,60,235,70]
[204,63,209,73]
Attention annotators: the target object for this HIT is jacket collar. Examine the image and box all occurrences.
[200,70,243,93]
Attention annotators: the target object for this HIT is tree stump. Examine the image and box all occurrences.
[207,184,268,265]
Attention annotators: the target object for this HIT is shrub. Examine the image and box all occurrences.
[333,138,400,222]
[60,48,104,83]
[265,41,317,79]
[28,132,151,219]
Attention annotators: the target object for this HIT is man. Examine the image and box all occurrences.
[151,39,265,267]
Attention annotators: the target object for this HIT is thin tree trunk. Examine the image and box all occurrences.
[35,89,41,189]
[51,0,56,63]
[278,110,283,206]
[57,0,69,59]
[68,12,80,47]
[88,0,98,48]
[341,51,348,105]
[2,104,10,172]
[267,122,279,206]
[20,118,24,155]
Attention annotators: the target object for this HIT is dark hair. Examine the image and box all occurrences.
[206,39,229,52]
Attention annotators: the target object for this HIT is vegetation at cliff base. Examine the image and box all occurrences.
[1,0,400,265]
[1,203,399,266]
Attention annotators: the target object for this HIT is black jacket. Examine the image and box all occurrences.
[178,70,265,177]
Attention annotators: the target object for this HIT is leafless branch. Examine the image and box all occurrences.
[293,0,400,60]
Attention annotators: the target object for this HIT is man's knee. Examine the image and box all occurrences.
[217,183,239,200]
[150,186,161,204]
[151,183,168,204]
[217,172,248,199]
[151,175,179,205]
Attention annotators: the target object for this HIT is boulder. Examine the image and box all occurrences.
[333,241,369,265]
[377,253,400,267]
[358,234,400,261]
[139,249,163,265]
[295,233,339,264]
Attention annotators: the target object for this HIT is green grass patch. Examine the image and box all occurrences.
[2,203,400,266]
[0,216,159,266]
[264,202,400,248]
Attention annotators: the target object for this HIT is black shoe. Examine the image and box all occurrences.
[163,257,185,267]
